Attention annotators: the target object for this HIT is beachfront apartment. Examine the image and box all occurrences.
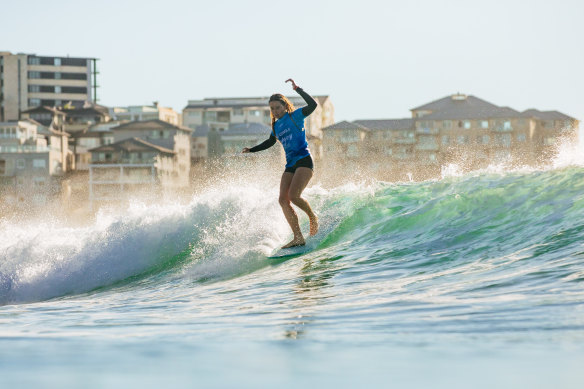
[0,51,98,121]
[87,120,191,208]
[0,119,69,208]
[182,94,335,161]
[321,93,578,180]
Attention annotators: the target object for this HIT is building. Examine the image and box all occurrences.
[219,122,276,156]
[322,93,578,180]
[182,94,334,161]
[0,51,98,121]
[110,103,180,126]
[0,119,69,207]
[88,119,191,208]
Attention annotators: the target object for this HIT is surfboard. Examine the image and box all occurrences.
[268,243,313,259]
[267,216,340,260]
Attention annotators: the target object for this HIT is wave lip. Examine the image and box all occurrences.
[0,200,202,306]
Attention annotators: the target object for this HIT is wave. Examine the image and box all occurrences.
[1,155,583,306]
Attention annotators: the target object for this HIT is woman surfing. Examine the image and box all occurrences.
[242,79,319,248]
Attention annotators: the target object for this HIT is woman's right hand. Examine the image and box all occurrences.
[242,147,250,153]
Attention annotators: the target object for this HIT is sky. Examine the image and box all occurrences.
[2,0,583,124]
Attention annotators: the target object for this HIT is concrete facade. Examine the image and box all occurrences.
[0,51,96,121]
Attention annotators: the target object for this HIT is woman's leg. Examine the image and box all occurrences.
[288,167,319,237]
[279,172,304,248]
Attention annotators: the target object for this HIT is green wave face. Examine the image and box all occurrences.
[2,166,583,305]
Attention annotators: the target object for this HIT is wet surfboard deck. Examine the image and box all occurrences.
[267,244,313,259]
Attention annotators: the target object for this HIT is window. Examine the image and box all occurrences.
[17,159,25,169]
[61,73,87,80]
[61,58,87,66]
[503,121,512,130]
[456,135,468,144]
[248,110,260,117]
[28,71,41,79]
[62,86,87,94]
[496,134,512,147]
[464,121,471,129]
[55,86,61,94]
[33,159,46,168]
[443,120,452,130]
[441,135,450,145]
[27,57,41,65]
[28,85,41,93]
[188,111,201,117]
[55,72,61,79]
[204,111,217,121]
[481,121,489,129]
[517,134,526,142]
[54,58,61,66]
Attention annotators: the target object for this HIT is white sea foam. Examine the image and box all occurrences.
[0,184,290,305]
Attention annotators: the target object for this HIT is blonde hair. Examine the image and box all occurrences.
[269,94,295,131]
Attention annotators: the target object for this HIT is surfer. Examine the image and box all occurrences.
[242,79,319,248]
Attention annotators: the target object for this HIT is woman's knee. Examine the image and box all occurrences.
[289,194,303,206]
[279,194,290,207]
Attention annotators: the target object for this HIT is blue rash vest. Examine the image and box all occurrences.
[272,108,311,168]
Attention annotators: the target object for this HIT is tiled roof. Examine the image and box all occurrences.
[521,109,575,120]
[88,137,175,154]
[411,94,500,112]
[21,106,67,116]
[191,124,210,137]
[322,121,370,131]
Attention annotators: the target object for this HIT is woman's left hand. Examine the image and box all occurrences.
[286,79,298,90]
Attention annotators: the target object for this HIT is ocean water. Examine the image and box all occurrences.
[1,145,584,388]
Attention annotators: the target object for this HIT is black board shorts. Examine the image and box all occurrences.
[284,155,314,174]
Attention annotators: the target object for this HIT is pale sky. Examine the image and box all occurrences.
[2,0,583,124]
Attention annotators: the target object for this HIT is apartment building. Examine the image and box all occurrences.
[0,51,97,121]
[182,94,334,161]
[0,119,69,207]
[322,93,578,180]
[88,120,191,208]
[110,103,180,126]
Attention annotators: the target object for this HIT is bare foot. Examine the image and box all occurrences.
[282,237,305,249]
[309,215,319,236]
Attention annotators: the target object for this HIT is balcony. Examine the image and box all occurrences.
[415,127,439,135]
[0,145,51,153]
